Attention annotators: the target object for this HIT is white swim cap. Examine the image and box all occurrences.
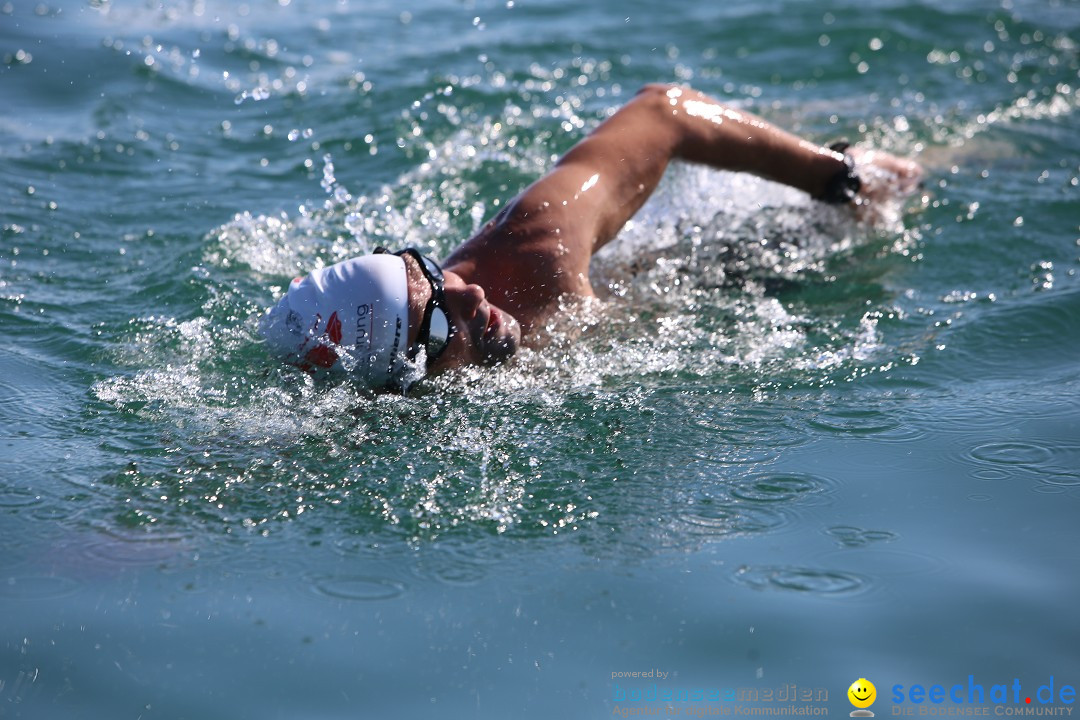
[259,254,410,388]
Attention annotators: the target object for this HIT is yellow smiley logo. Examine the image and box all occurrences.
[848,678,877,710]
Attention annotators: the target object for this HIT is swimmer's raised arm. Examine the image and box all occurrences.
[443,83,921,341]
[460,85,924,295]
[548,83,921,248]
[555,83,850,247]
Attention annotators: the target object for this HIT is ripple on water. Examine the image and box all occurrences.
[953,439,1064,481]
[427,559,491,587]
[691,447,781,468]
[806,407,921,441]
[971,467,1011,481]
[330,534,497,587]
[825,526,899,548]
[80,532,188,567]
[688,405,810,450]
[675,503,788,540]
[729,472,833,504]
[731,565,867,596]
[673,471,837,542]
[969,441,1055,466]
[0,574,82,601]
[416,540,512,587]
[1039,470,1080,487]
[916,392,1080,437]
[910,401,1016,435]
[0,360,72,438]
[0,485,44,508]
[331,534,383,558]
[1030,485,1066,495]
[309,575,408,602]
[29,504,80,522]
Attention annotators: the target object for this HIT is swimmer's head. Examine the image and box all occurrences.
[259,253,412,389]
[259,248,520,390]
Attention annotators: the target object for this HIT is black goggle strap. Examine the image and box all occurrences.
[375,247,454,362]
[405,250,454,359]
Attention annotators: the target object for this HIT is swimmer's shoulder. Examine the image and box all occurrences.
[444,211,594,331]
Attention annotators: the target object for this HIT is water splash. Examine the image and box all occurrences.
[92,83,927,543]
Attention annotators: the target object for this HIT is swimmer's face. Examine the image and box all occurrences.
[402,254,521,374]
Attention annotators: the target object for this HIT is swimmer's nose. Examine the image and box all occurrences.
[451,282,486,319]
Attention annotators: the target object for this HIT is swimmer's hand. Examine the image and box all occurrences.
[848,147,924,204]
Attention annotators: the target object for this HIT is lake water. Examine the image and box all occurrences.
[2,0,1078,717]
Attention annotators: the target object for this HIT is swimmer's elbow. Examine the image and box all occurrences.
[636,82,681,97]
[628,83,687,129]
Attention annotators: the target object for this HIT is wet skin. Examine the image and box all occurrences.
[401,253,522,373]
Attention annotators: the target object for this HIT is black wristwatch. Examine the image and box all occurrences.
[818,141,862,204]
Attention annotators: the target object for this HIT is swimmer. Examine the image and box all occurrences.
[260,83,923,389]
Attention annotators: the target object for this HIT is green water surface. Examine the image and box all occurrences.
[1,0,1078,717]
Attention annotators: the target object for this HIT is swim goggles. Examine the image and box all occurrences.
[374,246,456,365]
